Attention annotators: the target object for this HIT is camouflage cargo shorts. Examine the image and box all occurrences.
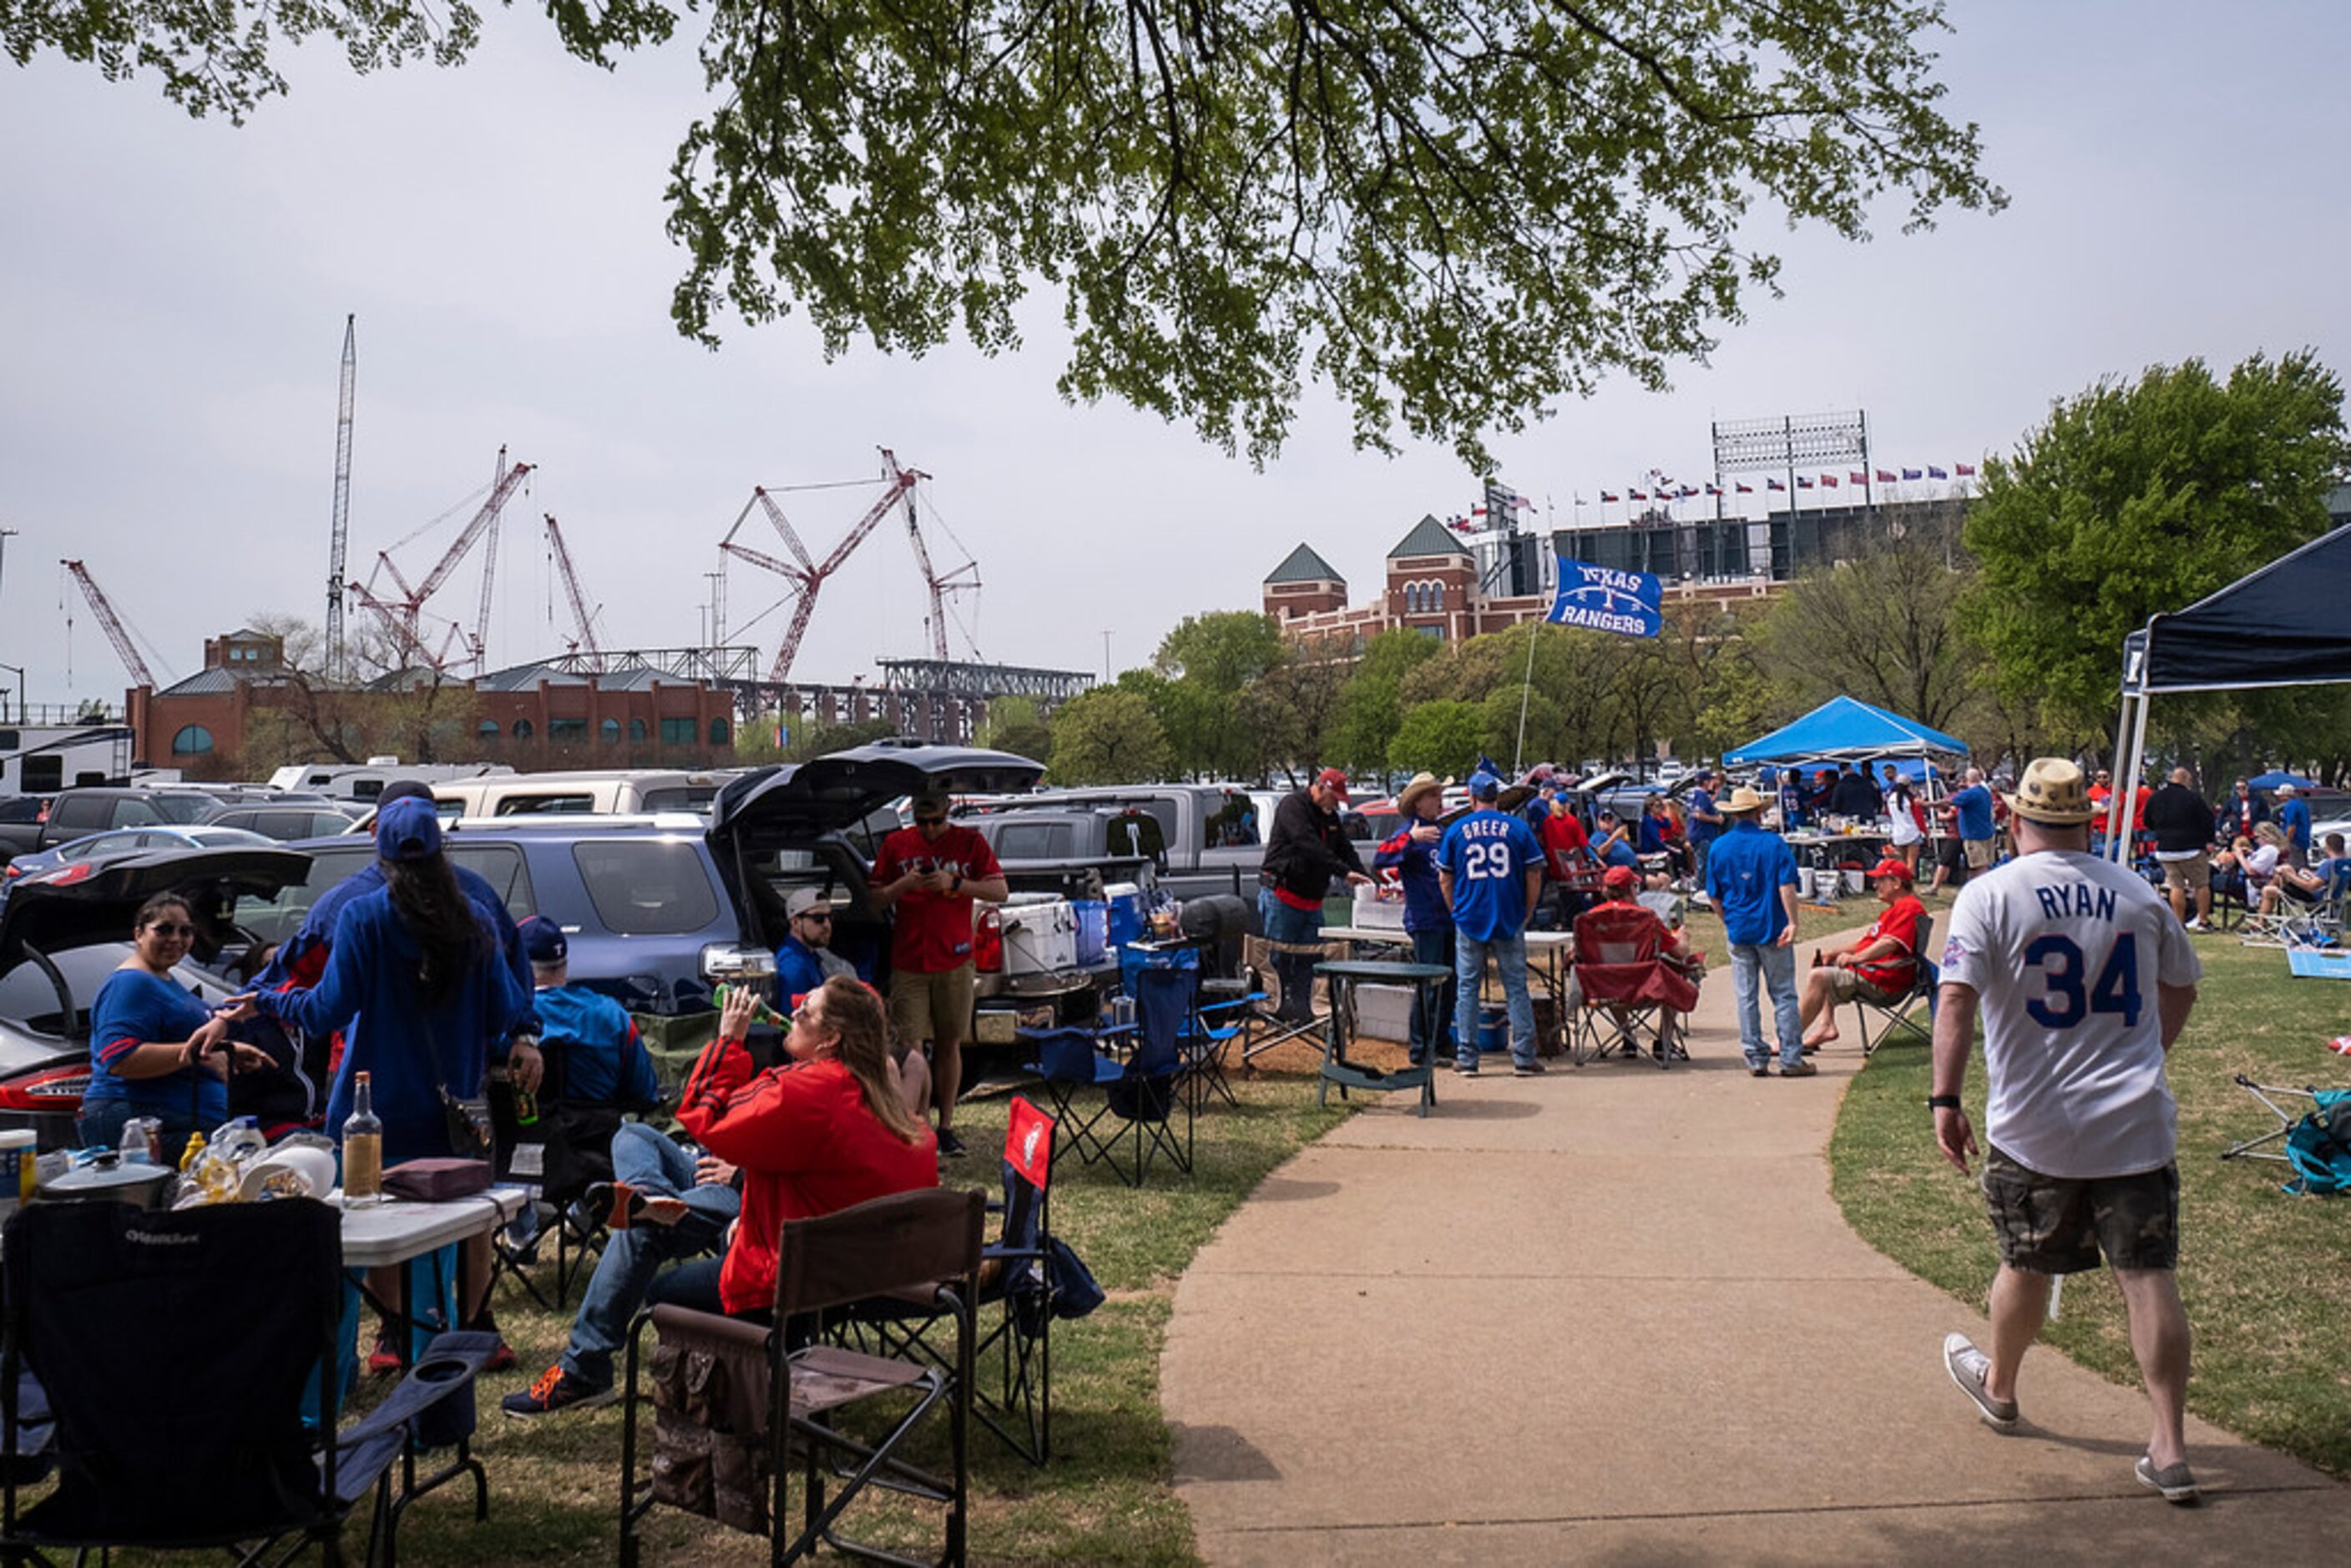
[1981,1146,2178,1273]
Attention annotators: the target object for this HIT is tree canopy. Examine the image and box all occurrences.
[1963,351,2349,741]
[17,0,2000,463]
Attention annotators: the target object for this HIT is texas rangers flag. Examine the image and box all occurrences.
[1550,557,1662,638]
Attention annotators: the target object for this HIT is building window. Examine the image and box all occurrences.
[660,716,695,746]
[549,717,588,742]
[708,717,731,746]
[600,717,623,744]
[629,718,648,744]
[169,724,214,755]
[478,720,500,741]
[511,719,534,741]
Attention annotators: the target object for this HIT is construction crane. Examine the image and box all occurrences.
[901,485,982,662]
[356,448,533,672]
[61,560,157,689]
[543,513,604,670]
[325,315,356,683]
[720,448,922,683]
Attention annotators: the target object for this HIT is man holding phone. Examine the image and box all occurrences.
[872,793,1008,1158]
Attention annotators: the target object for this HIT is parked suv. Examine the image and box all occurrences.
[198,800,369,841]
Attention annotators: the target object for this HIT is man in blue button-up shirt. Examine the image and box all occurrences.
[1703,787,1810,1077]
[1373,772,1456,1066]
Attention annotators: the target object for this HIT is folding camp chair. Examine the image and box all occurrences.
[1855,913,1939,1058]
[1569,903,1700,1069]
[2220,1075,2351,1196]
[617,1188,984,1568]
[491,1035,665,1310]
[1238,934,1329,1068]
[1,1199,498,1568]
[841,1098,1075,1465]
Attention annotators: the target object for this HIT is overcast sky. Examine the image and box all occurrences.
[3,2,2345,715]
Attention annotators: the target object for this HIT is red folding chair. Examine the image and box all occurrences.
[1570,902,1701,1069]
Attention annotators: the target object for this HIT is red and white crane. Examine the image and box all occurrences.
[353,448,533,673]
[720,449,923,683]
[61,559,160,689]
[543,513,604,670]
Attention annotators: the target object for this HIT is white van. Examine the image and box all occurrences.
[265,761,514,802]
[430,768,737,818]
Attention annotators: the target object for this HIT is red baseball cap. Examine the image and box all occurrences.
[1868,857,1914,884]
[1602,864,1641,893]
[1314,767,1350,802]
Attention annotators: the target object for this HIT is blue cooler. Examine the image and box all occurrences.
[1072,900,1110,965]
[1476,1004,1510,1054]
[1105,883,1147,949]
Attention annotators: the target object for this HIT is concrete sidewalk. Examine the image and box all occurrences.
[1160,941,2343,1564]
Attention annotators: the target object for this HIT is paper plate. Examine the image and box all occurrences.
[240,1146,337,1202]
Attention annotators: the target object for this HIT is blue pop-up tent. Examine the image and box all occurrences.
[1723,695,1968,766]
[2247,770,2319,792]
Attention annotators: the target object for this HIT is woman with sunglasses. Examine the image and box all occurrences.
[658,976,938,1323]
[78,893,270,1152]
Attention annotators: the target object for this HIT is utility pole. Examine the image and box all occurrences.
[1101,630,1112,681]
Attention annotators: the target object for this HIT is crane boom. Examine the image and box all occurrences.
[900,485,949,662]
[61,560,156,688]
[544,514,604,670]
[362,448,533,670]
[326,315,356,682]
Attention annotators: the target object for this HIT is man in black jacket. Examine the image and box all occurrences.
[2144,766,2217,929]
[1832,763,1883,821]
[1259,768,1372,1019]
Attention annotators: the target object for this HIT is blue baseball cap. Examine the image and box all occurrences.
[518,915,568,964]
[373,796,443,862]
[1467,771,1502,798]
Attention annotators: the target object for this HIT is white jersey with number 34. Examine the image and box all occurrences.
[1940,849,2202,1178]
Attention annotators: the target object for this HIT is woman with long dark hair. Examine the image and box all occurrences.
[236,797,537,1347]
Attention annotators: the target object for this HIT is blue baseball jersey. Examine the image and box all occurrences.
[1437,808,1545,941]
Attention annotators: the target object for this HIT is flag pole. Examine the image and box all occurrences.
[1512,608,1543,777]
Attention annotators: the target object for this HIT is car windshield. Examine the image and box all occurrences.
[150,796,214,825]
[188,827,274,848]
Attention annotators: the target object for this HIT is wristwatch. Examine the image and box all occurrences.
[1926,1094,1961,1110]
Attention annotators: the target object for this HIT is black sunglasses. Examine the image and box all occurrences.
[913,814,947,827]
[796,911,833,923]
[147,922,197,938]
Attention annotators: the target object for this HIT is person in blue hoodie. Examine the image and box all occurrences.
[1373,772,1455,1067]
[236,796,536,1364]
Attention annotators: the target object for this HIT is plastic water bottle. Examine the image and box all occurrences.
[119,1119,154,1166]
[341,1070,384,1208]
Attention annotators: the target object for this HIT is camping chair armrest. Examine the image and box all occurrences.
[336,1330,500,1450]
[648,1302,776,1358]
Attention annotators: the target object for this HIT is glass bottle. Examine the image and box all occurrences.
[342,1070,384,1207]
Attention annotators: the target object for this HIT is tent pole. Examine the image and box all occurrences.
[2116,694,2152,865]
[2106,691,2137,863]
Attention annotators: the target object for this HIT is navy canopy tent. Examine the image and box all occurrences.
[2109,524,2351,862]
[1724,696,1967,766]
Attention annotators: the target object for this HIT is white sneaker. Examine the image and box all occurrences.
[2182,917,2205,932]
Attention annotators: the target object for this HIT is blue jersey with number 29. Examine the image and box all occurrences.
[1437,808,1545,943]
[1939,848,2202,1178]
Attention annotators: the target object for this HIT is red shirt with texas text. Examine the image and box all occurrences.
[872,823,1002,974]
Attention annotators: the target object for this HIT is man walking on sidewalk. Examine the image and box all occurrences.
[1438,771,1547,1078]
[1706,785,1810,1077]
[1929,757,2204,1505]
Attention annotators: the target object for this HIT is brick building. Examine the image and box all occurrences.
[127,630,738,776]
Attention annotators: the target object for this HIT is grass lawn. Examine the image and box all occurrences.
[344,1064,1350,1565]
[1829,930,2351,1477]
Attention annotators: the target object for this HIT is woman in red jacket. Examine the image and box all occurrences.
[655,976,938,1321]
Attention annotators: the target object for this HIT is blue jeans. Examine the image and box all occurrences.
[559,1122,739,1388]
[1454,929,1535,1070]
[1729,941,1803,1069]
[1256,888,1324,945]
[1691,836,1714,889]
[1407,925,1457,1065]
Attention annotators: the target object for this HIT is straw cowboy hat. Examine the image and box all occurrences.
[2007,757,2098,825]
[1721,786,1771,814]
[1396,772,1444,815]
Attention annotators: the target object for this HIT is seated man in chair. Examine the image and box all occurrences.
[1798,857,1926,1051]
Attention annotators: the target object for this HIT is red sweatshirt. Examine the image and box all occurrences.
[675,1038,938,1315]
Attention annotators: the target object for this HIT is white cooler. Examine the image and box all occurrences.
[1000,896,1078,974]
[1352,880,1408,930]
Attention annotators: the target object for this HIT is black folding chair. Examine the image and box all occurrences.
[841,1098,1068,1464]
[1,1199,498,1568]
[1855,913,1938,1058]
[491,1037,663,1310]
[618,1188,984,1567]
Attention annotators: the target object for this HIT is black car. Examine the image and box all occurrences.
[0,847,311,1150]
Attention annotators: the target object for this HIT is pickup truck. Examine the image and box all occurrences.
[0,787,225,867]
[955,784,1264,901]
